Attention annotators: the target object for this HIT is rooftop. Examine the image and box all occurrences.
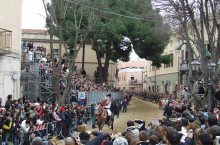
[22,29,48,34]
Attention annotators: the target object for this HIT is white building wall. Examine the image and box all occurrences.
[0,0,22,104]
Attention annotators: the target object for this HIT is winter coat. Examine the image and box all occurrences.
[126,126,139,139]
[206,125,220,137]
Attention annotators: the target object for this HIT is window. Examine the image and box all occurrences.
[181,50,184,62]
[170,53,173,67]
[131,76,134,80]
[0,28,12,53]
[185,51,188,60]
[164,53,173,68]
[152,66,156,71]
[170,40,173,46]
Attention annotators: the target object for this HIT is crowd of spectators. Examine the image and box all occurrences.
[1,90,220,145]
[38,59,111,93]
[0,94,92,145]
[54,99,219,145]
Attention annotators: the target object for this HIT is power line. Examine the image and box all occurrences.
[64,0,159,22]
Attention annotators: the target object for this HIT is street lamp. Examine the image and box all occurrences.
[190,60,201,72]
[206,61,217,112]
[191,60,220,111]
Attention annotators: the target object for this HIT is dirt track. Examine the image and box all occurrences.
[55,97,163,144]
[93,97,163,133]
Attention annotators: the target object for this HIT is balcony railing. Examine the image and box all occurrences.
[129,79,138,84]
[0,28,12,54]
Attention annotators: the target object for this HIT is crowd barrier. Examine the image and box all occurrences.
[0,91,123,144]
[86,91,123,105]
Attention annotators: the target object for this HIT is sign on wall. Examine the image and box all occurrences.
[78,92,86,99]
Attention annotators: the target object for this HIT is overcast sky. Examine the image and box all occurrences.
[21,0,142,60]
[22,0,46,29]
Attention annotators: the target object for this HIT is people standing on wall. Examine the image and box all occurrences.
[39,60,46,81]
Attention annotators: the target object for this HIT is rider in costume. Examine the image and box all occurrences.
[103,94,112,125]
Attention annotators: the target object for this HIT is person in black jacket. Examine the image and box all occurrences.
[163,102,173,120]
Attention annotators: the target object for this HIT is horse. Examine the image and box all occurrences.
[96,105,114,131]
[111,100,121,118]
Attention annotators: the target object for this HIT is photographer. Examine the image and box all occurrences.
[122,120,140,139]
[77,131,113,145]
[134,119,147,132]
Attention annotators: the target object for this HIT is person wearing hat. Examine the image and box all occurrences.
[103,94,112,125]
[113,136,128,145]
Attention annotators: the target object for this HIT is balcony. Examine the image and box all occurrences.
[129,79,138,84]
[0,28,12,54]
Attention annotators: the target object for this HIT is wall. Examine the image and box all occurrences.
[145,34,181,93]
[116,60,148,90]
[75,44,116,82]
[0,0,22,104]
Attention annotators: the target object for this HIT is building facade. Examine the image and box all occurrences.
[116,59,149,91]
[0,0,22,104]
[144,34,188,94]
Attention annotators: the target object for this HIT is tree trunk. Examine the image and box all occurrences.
[103,41,112,83]
[49,31,62,104]
[95,49,103,83]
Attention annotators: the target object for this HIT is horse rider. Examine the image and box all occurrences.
[103,94,112,125]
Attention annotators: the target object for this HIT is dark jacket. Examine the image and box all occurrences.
[206,125,220,137]
[86,132,109,145]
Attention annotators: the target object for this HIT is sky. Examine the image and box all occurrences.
[22,0,141,60]
[22,0,46,29]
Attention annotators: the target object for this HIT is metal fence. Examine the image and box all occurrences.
[86,91,123,105]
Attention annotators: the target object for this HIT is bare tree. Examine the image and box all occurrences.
[42,0,97,104]
[153,0,220,108]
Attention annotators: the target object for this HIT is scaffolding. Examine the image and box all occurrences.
[21,62,53,101]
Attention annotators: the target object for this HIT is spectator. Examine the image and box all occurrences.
[136,131,149,145]
[124,120,139,139]
[198,132,213,145]
[65,137,75,145]
[134,119,147,131]
[113,136,128,145]
[5,95,12,111]
[122,98,127,113]
[31,136,43,145]
[206,114,220,138]
[79,131,91,144]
